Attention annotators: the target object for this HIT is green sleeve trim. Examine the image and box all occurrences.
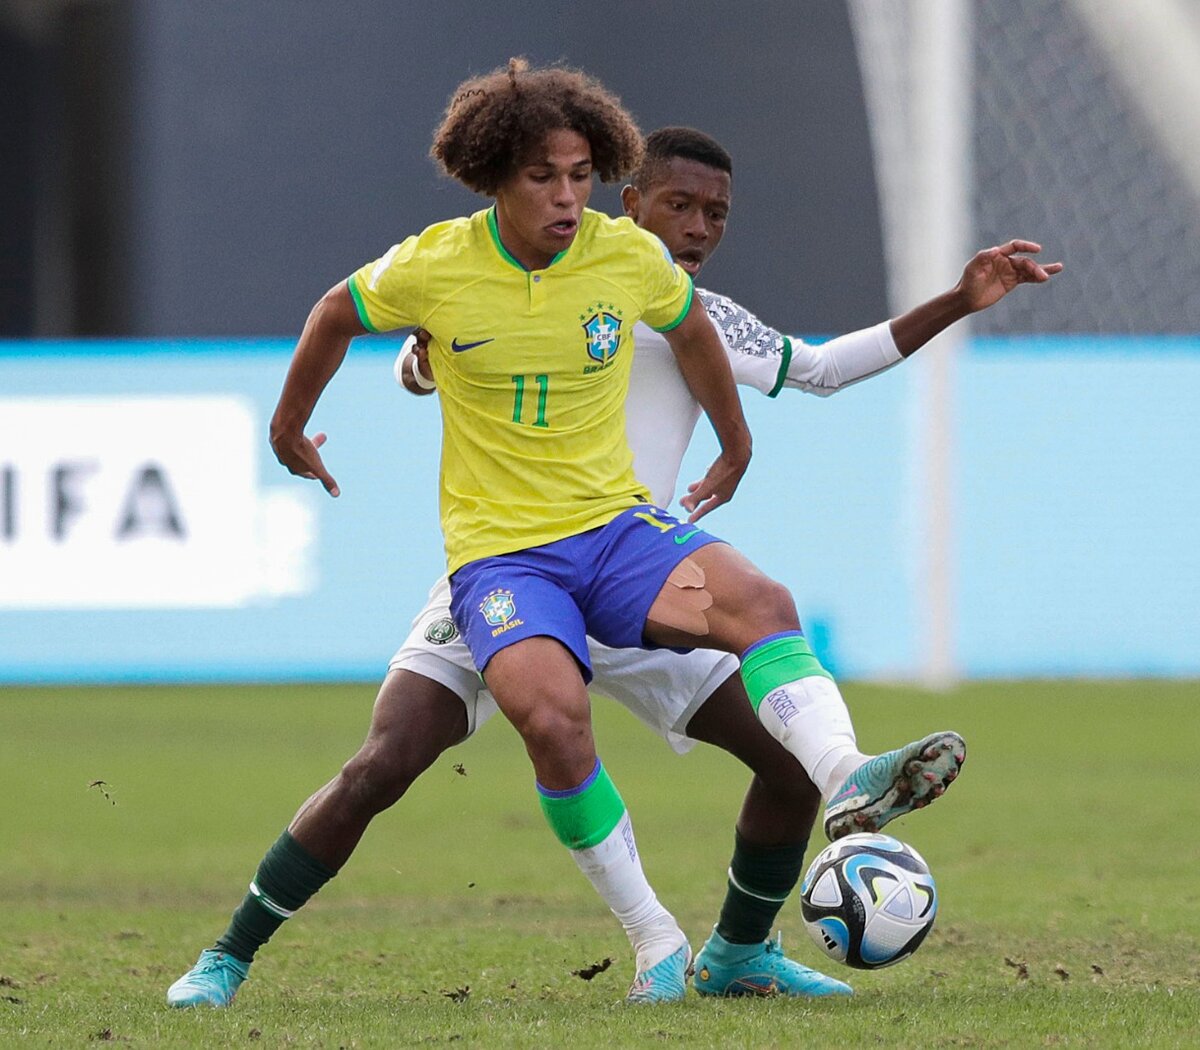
[740,635,833,712]
[346,275,379,334]
[651,276,694,333]
[767,336,793,398]
[538,763,626,850]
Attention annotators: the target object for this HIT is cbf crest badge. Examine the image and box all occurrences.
[480,589,517,627]
[582,310,623,365]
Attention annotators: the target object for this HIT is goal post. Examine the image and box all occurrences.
[849,0,973,688]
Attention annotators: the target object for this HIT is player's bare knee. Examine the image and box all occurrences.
[732,575,799,639]
[508,699,595,780]
[337,741,428,813]
[514,703,590,756]
[759,576,799,627]
[335,757,400,815]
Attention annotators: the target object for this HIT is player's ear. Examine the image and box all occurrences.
[620,184,639,220]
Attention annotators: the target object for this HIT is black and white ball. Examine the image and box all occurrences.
[799,833,937,969]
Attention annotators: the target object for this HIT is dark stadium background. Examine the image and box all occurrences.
[0,0,887,338]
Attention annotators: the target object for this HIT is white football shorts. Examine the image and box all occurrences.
[389,575,739,754]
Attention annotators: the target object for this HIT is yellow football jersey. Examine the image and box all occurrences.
[348,206,693,574]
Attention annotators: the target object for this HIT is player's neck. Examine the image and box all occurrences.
[492,207,558,271]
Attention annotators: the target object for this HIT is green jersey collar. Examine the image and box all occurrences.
[487,206,568,272]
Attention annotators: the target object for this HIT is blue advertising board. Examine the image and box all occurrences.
[2,336,1197,681]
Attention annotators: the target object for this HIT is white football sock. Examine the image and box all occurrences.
[570,812,687,973]
[755,675,868,798]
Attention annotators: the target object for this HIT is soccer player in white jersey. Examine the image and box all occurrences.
[168,109,1059,1009]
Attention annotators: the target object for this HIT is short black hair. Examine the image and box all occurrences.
[632,126,733,191]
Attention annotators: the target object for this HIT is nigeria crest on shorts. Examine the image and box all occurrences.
[582,310,623,364]
[479,589,517,627]
[424,617,458,645]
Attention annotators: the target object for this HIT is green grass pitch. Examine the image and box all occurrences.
[2,680,1198,1047]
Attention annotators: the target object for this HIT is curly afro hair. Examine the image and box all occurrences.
[431,58,644,196]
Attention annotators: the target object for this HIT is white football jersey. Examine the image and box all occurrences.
[625,288,901,508]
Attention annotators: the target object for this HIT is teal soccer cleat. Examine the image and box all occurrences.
[166,949,249,1008]
[824,730,966,840]
[626,942,691,1004]
[693,929,853,998]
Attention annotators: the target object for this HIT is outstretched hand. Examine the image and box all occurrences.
[959,240,1063,312]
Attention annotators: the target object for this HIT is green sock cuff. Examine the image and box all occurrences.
[740,634,833,712]
[256,831,337,911]
[716,830,810,945]
[537,761,626,851]
[730,829,809,898]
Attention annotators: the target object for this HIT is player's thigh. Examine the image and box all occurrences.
[483,636,593,736]
[364,669,473,764]
[449,553,594,687]
[581,504,726,651]
[644,542,799,653]
[587,641,737,753]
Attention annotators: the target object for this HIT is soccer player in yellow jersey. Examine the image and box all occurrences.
[170,62,970,1007]
[345,182,700,576]
[270,62,755,1003]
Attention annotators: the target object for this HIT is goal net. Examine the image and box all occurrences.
[846,0,1200,685]
[850,0,1200,333]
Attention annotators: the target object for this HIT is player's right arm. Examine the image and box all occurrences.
[275,234,426,492]
[269,281,368,497]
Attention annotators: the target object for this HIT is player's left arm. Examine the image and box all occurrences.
[662,297,752,522]
[730,239,1063,398]
[889,238,1062,355]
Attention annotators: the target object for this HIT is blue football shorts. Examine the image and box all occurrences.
[448,504,724,682]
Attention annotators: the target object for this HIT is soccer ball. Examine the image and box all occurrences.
[799,833,937,969]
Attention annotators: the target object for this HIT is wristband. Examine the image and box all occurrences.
[409,349,437,390]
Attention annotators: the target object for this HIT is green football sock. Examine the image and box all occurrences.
[715,830,809,945]
[536,758,626,849]
[739,631,860,795]
[538,759,684,973]
[214,831,336,963]
[740,633,833,713]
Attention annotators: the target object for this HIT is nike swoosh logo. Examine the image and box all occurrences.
[735,978,781,994]
[451,337,495,353]
[673,529,700,545]
[830,782,861,804]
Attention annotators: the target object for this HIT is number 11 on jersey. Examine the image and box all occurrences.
[511,374,549,427]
